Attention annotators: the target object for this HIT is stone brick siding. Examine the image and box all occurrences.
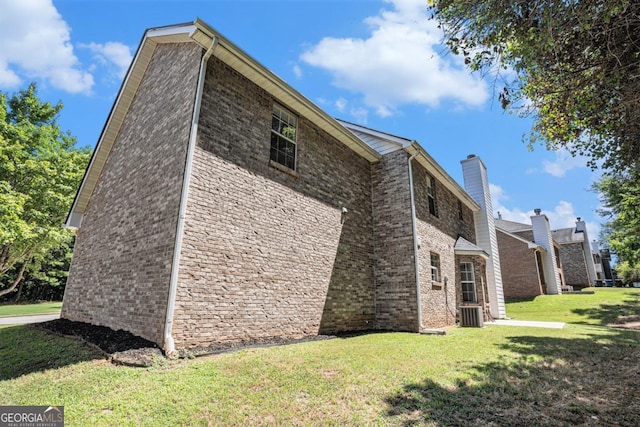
[412,160,477,328]
[61,43,202,344]
[371,150,418,331]
[559,243,590,288]
[171,57,375,348]
[496,230,544,298]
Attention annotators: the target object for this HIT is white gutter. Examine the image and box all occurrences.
[164,36,218,355]
[407,151,423,331]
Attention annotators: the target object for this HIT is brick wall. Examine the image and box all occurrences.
[61,43,202,344]
[496,230,544,298]
[559,243,590,287]
[412,161,477,328]
[171,57,375,348]
[371,150,418,331]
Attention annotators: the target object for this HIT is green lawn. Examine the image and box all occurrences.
[1,288,638,426]
[0,301,62,317]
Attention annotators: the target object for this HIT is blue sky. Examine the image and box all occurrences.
[1,0,604,241]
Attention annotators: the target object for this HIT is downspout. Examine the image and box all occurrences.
[164,36,218,355]
[407,151,423,331]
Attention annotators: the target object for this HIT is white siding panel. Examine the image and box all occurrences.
[461,156,506,319]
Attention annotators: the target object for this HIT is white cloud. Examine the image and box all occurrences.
[292,64,302,78]
[0,0,93,93]
[542,149,588,177]
[80,42,133,80]
[300,0,488,118]
[335,97,347,113]
[491,183,599,239]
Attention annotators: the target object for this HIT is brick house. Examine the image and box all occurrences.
[552,218,598,289]
[62,20,504,353]
[495,212,565,299]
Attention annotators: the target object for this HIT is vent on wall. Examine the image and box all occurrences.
[460,306,484,327]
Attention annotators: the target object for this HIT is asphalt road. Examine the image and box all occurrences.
[0,313,60,325]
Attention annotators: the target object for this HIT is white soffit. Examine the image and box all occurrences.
[65,19,381,228]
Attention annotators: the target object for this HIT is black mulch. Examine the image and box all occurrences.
[37,319,163,367]
[36,318,339,367]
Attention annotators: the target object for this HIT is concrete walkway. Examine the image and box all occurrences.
[0,313,60,325]
[489,319,565,329]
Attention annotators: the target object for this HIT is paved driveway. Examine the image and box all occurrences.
[0,313,60,325]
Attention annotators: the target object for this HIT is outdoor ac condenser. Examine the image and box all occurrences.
[459,306,484,327]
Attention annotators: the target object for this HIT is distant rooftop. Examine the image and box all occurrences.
[495,218,532,233]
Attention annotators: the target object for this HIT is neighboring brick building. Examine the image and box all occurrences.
[62,20,504,353]
[495,213,596,298]
[552,218,597,289]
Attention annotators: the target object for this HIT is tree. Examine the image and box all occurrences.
[0,83,91,298]
[430,0,640,174]
[593,172,640,267]
[0,235,74,302]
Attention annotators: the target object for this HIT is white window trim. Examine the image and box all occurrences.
[461,262,477,303]
[270,103,298,171]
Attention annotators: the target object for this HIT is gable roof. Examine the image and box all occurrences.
[552,227,585,244]
[496,228,543,250]
[338,120,480,212]
[495,218,532,233]
[65,19,381,228]
[454,236,489,259]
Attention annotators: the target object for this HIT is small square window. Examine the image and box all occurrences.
[270,104,297,170]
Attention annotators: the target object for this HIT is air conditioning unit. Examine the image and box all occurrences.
[460,306,484,327]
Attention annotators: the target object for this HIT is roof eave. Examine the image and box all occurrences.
[65,19,381,228]
[405,142,480,212]
[454,249,490,260]
[192,19,381,162]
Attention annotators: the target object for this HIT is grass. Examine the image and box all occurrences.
[1,288,639,426]
[506,287,640,325]
[0,301,62,317]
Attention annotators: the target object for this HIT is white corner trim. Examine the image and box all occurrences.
[163,36,219,355]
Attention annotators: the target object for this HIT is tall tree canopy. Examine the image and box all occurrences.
[430,0,640,173]
[0,83,91,297]
[593,173,640,267]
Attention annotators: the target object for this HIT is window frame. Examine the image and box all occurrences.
[426,175,438,217]
[430,252,441,282]
[270,103,298,171]
[460,262,477,303]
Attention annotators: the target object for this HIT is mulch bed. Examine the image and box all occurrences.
[36,318,336,367]
[37,319,162,367]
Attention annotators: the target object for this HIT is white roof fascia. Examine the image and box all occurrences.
[497,228,543,251]
[192,19,381,162]
[64,20,381,229]
[405,142,480,212]
[455,249,490,260]
[337,120,409,156]
[64,25,175,228]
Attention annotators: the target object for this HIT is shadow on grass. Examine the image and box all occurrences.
[385,329,640,426]
[0,324,104,381]
[572,292,640,326]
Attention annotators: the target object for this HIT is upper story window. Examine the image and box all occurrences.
[426,175,438,217]
[270,104,297,170]
[430,252,441,282]
[458,200,464,221]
